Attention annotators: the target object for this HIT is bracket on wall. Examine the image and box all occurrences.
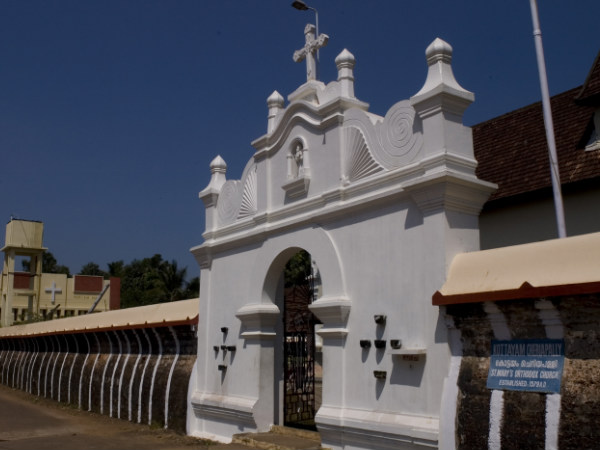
[390,339,402,349]
[373,370,387,379]
[374,315,386,325]
[374,340,386,349]
[388,347,426,360]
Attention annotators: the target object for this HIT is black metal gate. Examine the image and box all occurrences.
[283,282,318,429]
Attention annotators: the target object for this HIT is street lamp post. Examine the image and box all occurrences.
[529,0,567,239]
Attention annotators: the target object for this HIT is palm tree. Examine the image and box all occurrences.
[157,259,187,302]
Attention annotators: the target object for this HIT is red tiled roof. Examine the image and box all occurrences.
[576,51,600,104]
[474,52,600,202]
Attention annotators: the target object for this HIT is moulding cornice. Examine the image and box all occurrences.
[419,151,478,175]
[316,405,439,449]
[309,296,351,333]
[403,171,497,216]
[190,245,212,270]
[198,190,219,208]
[251,97,368,159]
[190,392,257,427]
[235,303,280,339]
[411,87,474,120]
[193,160,494,257]
[282,175,310,199]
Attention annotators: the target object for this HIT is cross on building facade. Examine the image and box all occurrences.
[293,24,328,81]
[45,281,62,304]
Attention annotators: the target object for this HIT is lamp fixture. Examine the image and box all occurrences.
[291,0,309,11]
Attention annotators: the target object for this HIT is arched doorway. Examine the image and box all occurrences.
[279,250,322,430]
[245,229,348,435]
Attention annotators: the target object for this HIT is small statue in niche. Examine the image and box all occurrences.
[288,142,305,179]
[283,139,310,198]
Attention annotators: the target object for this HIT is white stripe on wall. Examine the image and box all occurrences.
[68,334,80,404]
[484,302,511,450]
[129,329,143,422]
[27,338,40,394]
[50,335,61,399]
[89,333,101,412]
[138,328,153,423]
[79,334,91,410]
[117,330,131,419]
[109,330,123,418]
[37,338,49,397]
[536,299,564,450]
[164,326,180,429]
[148,328,163,425]
[100,331,114,414]
[58,335,69,402]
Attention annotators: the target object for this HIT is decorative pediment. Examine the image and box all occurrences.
[374,101,424,168]
[217,180,242,224]
[343,126,383,184]
[343,100,424,173]
[216,163,259,227]
[200,37,487,241]
[238,167,258,219]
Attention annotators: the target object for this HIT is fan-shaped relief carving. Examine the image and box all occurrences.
[217,180,242,225]
[238,166,258,219]
[343,126,383,183]
[373,100,423,169]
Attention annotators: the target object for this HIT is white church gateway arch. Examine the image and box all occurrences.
[249,230,348,430]
[188,26,495,450]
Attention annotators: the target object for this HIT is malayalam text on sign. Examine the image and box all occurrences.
[487,339,564,393]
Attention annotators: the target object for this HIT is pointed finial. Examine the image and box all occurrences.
[410,37,474,119]
[425,38,453,65]
[267,91,284,133]
[335,49,356,98]
[209,155,227,174]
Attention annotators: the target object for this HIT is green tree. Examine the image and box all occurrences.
[107,260,125,278]
[119,254,165,308]
[62,255,199,309]
[79,262,106,277]
[157,259,187,302]
[284,250,311,287]
[21,251,70,276]
[183,276,200,299]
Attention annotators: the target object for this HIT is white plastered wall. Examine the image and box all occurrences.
[189,37,496,449]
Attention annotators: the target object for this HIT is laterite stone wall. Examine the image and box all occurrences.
[446,294,600,450]
[0,324,197,433]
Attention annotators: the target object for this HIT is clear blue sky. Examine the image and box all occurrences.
[1,1,598,277]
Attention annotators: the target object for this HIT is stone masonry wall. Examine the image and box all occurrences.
[446,294,600,450]
[0,324,197,433]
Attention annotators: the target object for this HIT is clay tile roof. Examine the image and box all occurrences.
[576,50,600,105]
[474,51,600,202]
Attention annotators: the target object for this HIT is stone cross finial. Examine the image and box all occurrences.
[293,24,329,81]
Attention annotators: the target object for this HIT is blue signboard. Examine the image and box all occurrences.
[486,339,565,393]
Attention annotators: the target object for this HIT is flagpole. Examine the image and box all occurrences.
[529,0,567,238]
